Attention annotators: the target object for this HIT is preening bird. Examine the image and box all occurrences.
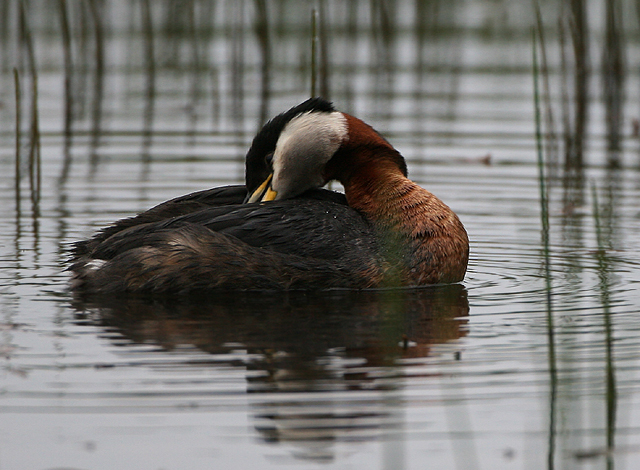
[70,98,469,294]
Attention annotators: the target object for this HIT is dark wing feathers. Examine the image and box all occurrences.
[72,185,247,257]
[83,198,377,266]
[71,186,375,268]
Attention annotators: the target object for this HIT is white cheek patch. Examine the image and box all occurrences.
[276,110,348,152]
[271,111,348,197]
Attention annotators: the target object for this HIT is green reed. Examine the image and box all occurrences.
[141,0,156,157]
[533,27,558,470]
[310,8,318,97]
[533,30,554,350]
[17,0,41,211]
[28,66,41,210]
[254,0,270,125]
[602,0,625,157]
[591,183,617,468]
[87,0,105,172]
[533,2,558,179]
[14,67,21,207]
[59,0,73,144]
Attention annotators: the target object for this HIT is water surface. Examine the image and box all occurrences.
[1,1,640,469]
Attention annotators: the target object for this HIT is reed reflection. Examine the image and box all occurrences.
[600,0,625,253]
[58,0,74,185]
[371,0,396,122]
[14,3,42,251]
[535,4,627,465]
[228,0,247,179]
[560,0,589,171]
[140,0,156,167]
[591,185,618,469]
[554,3,591,283]
[87,0,105,177]
[72,285,468,457]
[602,0,625,160]
[255,0,271,125]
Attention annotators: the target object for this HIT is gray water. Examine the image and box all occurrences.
[1,1,640,469]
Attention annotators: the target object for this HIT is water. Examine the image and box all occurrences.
[1,1,640,469]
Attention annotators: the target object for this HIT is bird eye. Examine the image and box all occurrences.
[265,152,274,167]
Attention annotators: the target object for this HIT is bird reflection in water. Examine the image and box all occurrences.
[72,285,468,461]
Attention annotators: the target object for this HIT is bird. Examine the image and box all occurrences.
[69,98,469,294]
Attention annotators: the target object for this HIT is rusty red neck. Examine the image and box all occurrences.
[324,113,413,225]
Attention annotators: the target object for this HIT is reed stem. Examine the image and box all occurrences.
[14,68,21,205]
[591,183,617,465]
[29,69,41,208]
[311,8,318,97]
[533,28,557,470]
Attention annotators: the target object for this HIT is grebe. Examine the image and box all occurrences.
[70,98,468,294]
